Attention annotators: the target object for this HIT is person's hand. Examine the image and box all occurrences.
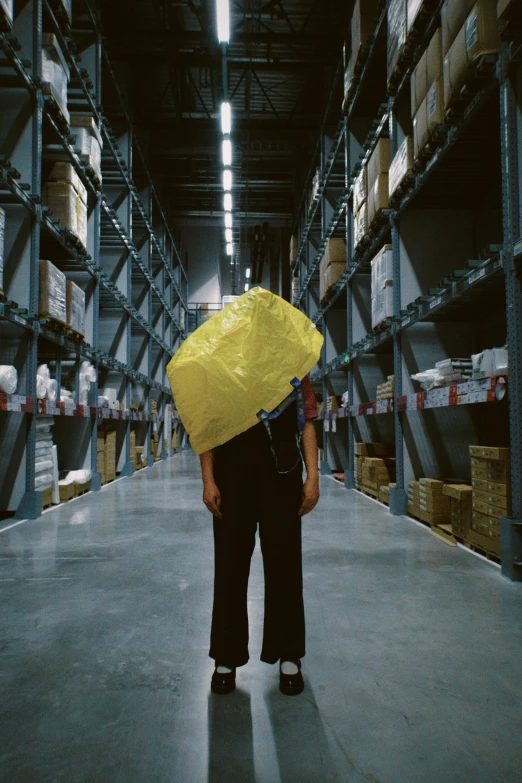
[299,476,320,516]
[203,481,223,519]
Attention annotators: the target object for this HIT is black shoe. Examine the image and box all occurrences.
[211,666,236,695]
[279,659,304,696]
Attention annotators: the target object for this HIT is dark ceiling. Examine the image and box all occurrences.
[100,0,351,224]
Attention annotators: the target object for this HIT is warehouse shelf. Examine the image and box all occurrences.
[0,1,184,522]
[293,3,521,579]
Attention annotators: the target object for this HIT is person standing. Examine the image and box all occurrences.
[199,376,320,696]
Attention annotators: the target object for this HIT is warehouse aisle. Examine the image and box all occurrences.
[1,454,522,783]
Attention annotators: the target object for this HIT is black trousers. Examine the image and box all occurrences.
[209,422,305,667]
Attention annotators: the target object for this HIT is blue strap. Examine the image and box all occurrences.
[257,378,306,475]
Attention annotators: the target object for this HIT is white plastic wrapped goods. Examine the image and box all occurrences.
[35,459,53,473]
[39,260,67,325]
[80,361,96,382]
[70,116,103,182]
[36,374,47,399]
[41,34,70,124]
[46,379,58,401]
[493,347,508,375]
[60,469,92,486]
[472,349,494,378]
[38,364,51,380]
[35,473,54,489]
[66,280,85,337]
[388,0,407,81]
[371,245,394,329]
[51,445,60,504]
[0,365,17,394]
[0,206,5,293]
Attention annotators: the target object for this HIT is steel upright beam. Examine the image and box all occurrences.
[344,118,355,490]
[499,44,522,580]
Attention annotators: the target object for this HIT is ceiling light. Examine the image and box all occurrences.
[223,169,232,191]
[225,228,233,243]
[224,193,232,211]
[244,283,249,292]
[222,139,232,166]
[216,0,230,43]
[221,102,232,134]
[226,243,234,256]
[246,268,251,279]
[225,212,232,229]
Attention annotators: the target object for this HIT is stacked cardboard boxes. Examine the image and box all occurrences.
[442,0,500,111]
[70,115,103,183]
[362,457,396,497]
[355,442,393,490]
[319,238,346,302]
[39,259,67,325]
[43,162,88,248]
[97,427,117,483]
[354,167,368,250]
[66,280,85,337]
[443,483,472,539]
[379,482,396,506]
[470,445,511,556]
[343,0,381,109]
[42,34,70,124]
[411,28,444,159]
[326,395,342,412]
[377,375,395,400]
[389,137,414,199]
[290,235,299,266]
[367,139,391,228]
[408,478,451,525]
[371,244,393,329]
[387,0,408,83]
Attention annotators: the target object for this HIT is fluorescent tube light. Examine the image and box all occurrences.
[224,193,232,211]
[246,268,251,279]
[217,0,230,43]
[225,228,233,243]
[222,139,232,166]
[244,283,249,292]
[225,213,232,229]
[226,243,234,256]
[223,169,232,191]
[221,102,232,134]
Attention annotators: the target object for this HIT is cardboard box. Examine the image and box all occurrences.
[473,488,511,511]
[39,260,67,325]
[443,483,472,500]
[389,137,414,197]
[70,115,103,182]
[388,0,408,81]
[419,478,444,489]
[66,280,85,337]
[290,234,299,265]
[419,496,451,513]
[368,139,391,188]
[41,34,70,124]
[468,529,500,556]
[443,0,500,109]
[413,78,445,158]
[469,445,510,461]
[487,480,511,496]
[351,0,381,64]
[411,28,443,118]
[441,0,476,54]
[368,173,389,226]
[326,238,347,265]
[43,179,88,248]
[354,167,368,214]
[354,202,368,248]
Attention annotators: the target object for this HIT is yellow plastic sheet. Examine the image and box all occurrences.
[167,287,324,455]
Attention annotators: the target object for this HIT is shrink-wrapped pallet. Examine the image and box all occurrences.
[39,260,67,325]
[66,280,85,337]
[70,115,103,182]
[42,34,70,124]
[43,173,88,248]
[387,0,407,82]
[371,245,394,330]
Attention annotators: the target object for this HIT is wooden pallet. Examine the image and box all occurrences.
[360,485,379,499]
[460,540,501,565]
[74,481,91,497]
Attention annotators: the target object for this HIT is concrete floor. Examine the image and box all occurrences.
[1,454,522,783]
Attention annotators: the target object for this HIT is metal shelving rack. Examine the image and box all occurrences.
[291,1,522,580]
[0,0,187,520]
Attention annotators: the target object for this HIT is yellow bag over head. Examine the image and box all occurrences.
[167,287,324,454]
